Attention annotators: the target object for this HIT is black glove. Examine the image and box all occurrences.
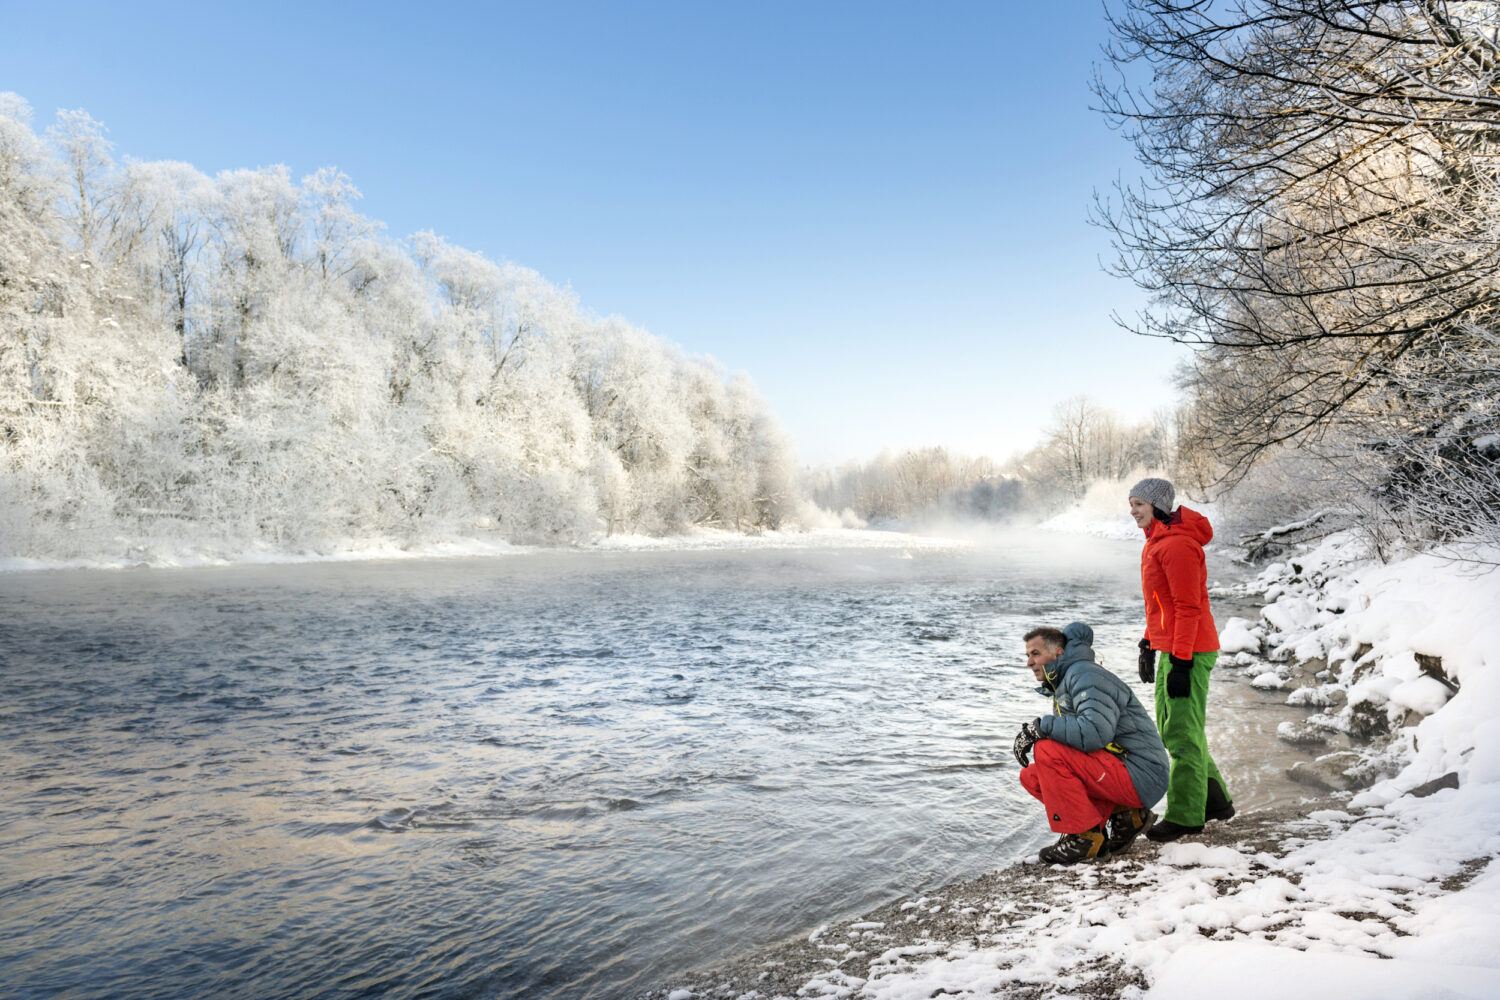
[1167,655,1193,699]
[1137,638,1155,683]
[1013,718,1042,768]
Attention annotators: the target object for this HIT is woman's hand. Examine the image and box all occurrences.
[1166,655,1193,698]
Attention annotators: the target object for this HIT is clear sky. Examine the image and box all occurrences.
[3,0,1190,467]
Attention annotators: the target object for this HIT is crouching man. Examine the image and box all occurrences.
[1014,623,1171,864]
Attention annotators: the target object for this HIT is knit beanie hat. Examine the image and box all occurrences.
[1128,477,1175,515]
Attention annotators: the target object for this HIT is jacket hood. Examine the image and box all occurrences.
[1039,621,1096,693]
[1062,622,1093,647]
[1144,504,1214,546]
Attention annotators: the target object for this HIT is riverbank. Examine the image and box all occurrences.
[642,532,1500,1000]
[643,799,1460,1000]
[0,525,969,573]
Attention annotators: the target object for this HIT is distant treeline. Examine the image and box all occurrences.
[0,94,796,559]
[806,401,1183,526]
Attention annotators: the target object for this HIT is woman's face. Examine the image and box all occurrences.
[1129,496,1154,529]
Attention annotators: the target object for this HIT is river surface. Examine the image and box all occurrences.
[0,537,1311,999]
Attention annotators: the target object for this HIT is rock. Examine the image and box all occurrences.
[1287,685,1344,708]
[1347,698,1391,739]
[1276,721,1328,747]
[1287,751,1368,792]
[1407,772,1460,799]
[1414,653,1459,692]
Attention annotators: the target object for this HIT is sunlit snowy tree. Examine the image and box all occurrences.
[0,93,802,560]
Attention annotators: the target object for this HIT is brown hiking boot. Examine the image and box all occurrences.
[1104,807,1156,854]
[1038,826,1109,864]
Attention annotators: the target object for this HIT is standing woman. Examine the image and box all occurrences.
[1128,478,1234,842]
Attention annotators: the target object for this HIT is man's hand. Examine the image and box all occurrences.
[1167,655,1193,699]
[1013,718,1042,768]
[1137,638,1155,683]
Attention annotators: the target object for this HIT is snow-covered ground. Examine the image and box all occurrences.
[655,530,1500,1000]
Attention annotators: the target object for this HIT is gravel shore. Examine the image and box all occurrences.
[637,800,1334,1000]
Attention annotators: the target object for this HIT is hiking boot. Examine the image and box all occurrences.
[1039,827,1109,864]
[1104,807,1156,854]
[1145,819,1203,843]
[1206,777,1235,822]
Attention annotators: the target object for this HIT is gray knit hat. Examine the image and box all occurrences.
[1129,477,1175,514]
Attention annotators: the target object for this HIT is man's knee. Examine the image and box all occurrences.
[1033,738,1069,765]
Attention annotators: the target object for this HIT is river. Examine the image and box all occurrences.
[0,535,1310,999]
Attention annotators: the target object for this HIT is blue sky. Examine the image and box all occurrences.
[3,0,1189,466]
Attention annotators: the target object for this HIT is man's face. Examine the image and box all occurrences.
[1026,637,1063,682]
[1129,496,1154,529]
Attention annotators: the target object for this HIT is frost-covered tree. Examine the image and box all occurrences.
[1096,1,1500,542]
[112,160,213,366]
[0,94,802,560]
[807,446,1014,522]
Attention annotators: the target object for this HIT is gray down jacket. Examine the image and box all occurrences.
[1035,622,1170,807]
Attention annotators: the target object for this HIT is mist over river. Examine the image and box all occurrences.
[1,535,1290,999]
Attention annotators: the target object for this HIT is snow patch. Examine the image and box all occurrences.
[1148,940,1500,1000]
[1156,843,1249,871]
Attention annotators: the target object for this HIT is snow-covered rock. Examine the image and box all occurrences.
[1287,685,1344,708]
[1276,720,1328,746]
[1389,675,1455,716]
[1218,616,1263,654]
[1261,596,1320,633]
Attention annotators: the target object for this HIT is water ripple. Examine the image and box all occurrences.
[0,543,1159,1000]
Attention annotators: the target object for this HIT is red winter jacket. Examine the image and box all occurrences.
[1140,505,1220,659]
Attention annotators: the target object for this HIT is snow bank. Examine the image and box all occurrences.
[1149,940,1500,1000]
[0,534,537,572]
[1246,532,1500,798]
[0,526,968,573]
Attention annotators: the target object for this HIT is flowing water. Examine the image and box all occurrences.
[0,537,1315,999]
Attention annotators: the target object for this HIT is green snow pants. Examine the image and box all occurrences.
[1155,650,1229,827]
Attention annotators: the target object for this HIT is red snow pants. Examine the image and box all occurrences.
[1019,739,1144,834]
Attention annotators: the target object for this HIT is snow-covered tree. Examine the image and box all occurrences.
[0,94,803,560]
[1096,0,1500,544]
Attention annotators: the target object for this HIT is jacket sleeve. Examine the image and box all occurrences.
[1039,669,1121,752]
[1159,537,1206,660]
